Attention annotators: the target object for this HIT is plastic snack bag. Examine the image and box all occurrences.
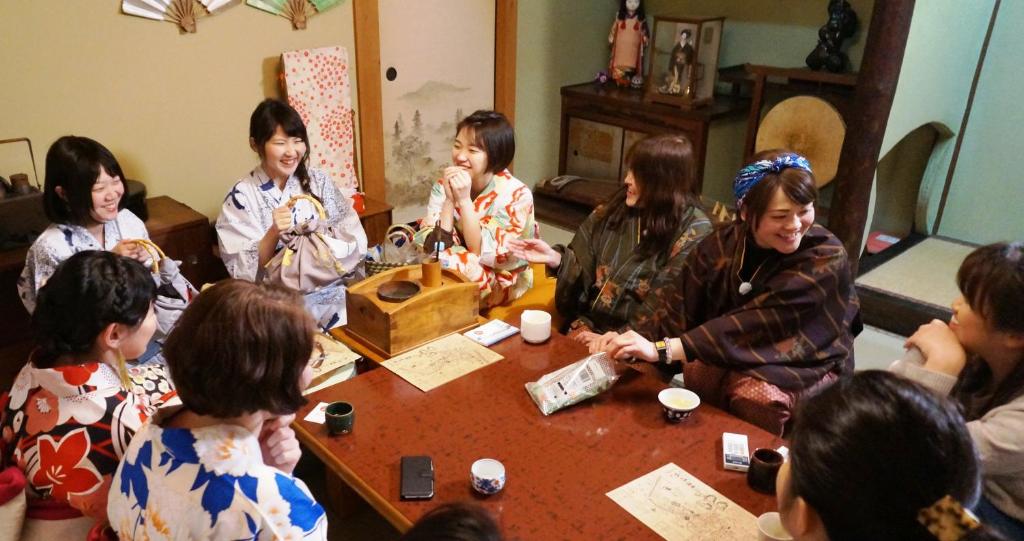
[525,352,621,415]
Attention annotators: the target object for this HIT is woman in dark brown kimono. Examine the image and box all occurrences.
[596,150,860,435]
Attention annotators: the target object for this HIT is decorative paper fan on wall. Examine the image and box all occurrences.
[122,0,234,33]
[247,0,342,30]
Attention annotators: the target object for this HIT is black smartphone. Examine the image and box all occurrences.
[400,456,434,500]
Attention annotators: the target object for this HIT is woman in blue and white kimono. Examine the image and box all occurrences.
[217,99,367,329]
[18,136,151,314]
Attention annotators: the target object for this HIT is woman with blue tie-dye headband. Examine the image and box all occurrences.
[594,149,861,435]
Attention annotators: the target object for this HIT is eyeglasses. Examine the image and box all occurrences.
[310,340,326,370]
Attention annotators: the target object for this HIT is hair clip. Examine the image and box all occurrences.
[917,495,980,541]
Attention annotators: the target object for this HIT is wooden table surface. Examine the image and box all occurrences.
[296,329,781,540]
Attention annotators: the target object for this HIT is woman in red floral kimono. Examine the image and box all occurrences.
[415,110,538,307]
[0,251,175,532]
[596,150,860,435]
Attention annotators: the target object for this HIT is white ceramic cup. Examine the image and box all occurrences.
[470,458,506,495]
[757,512,794,541]
[520,310,552,343]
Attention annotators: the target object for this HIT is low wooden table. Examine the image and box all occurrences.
[296,327,781,538]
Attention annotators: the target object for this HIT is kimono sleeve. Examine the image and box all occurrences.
[216,182,265,281]
[554,209,602,328]
[680,243,852,368]
[272,472,329,539]
[413,180,448,247]
[18,230,73,313]
[967,408,1024,476]
[477,183,534,270]
[632,213,712,337]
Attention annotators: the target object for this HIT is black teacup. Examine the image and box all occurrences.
[325,401,355,435]
[747,448,784,494]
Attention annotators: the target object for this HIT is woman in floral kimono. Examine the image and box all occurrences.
[1,251,174,534]
[508,134,712,348]
[108,280,327,540]
[415,110,539,307]
[217,99,366,329]
[18,136,150,314]
[597,150,860,435]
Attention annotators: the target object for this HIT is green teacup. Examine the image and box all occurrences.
[325,401,355,435]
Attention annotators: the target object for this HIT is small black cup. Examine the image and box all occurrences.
[747,448,784,494]
[325,401,355,435]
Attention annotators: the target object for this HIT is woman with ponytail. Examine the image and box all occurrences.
[217,98,367,329]
[0,251,175,532]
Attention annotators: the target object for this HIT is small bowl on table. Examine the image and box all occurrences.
[658,388,700,423]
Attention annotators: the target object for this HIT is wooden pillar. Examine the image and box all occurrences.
[353,0,386,202]
[494,0,518,123]
[828,0,915,275]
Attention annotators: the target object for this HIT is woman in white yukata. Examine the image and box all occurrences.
[18,136,150,314]
[217,99,367,329]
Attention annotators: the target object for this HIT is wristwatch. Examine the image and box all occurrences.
[655,339,669,364]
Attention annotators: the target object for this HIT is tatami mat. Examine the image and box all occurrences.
[856,237,974,308]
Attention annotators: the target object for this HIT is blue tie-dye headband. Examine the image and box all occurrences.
[733,154,813,205]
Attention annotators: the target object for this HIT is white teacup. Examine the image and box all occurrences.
[520,310,552,343]
[657,388,700,422]
[757,512,794,541]
[471,458,506,495]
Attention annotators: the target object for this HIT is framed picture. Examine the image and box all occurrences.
[645,16,725,109]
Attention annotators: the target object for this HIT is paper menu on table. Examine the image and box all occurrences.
[381,333,504,392]
[607,463,757,541]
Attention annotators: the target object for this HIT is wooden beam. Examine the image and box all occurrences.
[353,0,386,202]
[494,0,518,124]
[828,0,916,276]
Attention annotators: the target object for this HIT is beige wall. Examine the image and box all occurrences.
[0,2,356,218]
[513,0,618,188]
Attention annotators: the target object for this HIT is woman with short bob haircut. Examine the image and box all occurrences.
[108,280,328,540]
[779,370,1005,541]
[415,110,539,307]
[217,98,367,330]
[19,136,150,313]
[509,134,711,345]
[597,149,860,435]
[1,251,173,533]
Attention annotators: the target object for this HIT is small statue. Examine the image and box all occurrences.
[608,0,649,87]
[659,29,695,96]
[806,0,858,73]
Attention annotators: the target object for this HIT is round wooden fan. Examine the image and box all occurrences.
[755,96,845,186]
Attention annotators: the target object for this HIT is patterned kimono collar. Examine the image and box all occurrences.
[28,362,119,397]
[58,219,122,251]
[251,165,300,200]
[153,422,265,477]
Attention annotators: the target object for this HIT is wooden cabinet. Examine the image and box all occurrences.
[558,82,748,192]
[536,82,747,230]
[359,196,393,246]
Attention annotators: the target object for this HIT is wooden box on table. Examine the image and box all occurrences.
[344,265,479,358]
